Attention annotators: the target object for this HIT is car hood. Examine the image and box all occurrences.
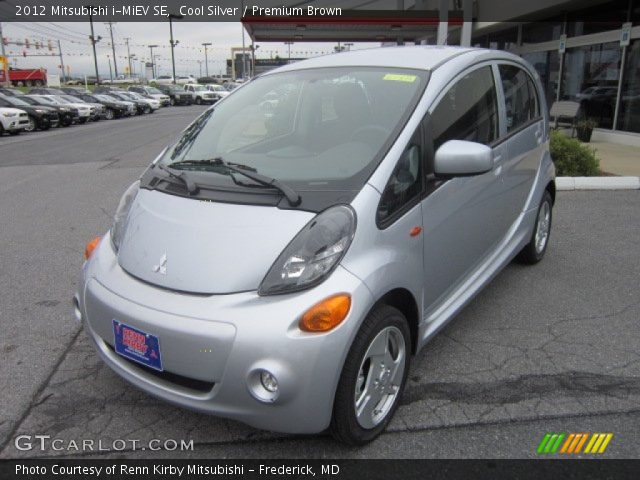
[116,189,315,294]
[65,103,89,110]
[0,107,26,115]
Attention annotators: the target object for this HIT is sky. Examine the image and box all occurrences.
[2,21,372,78]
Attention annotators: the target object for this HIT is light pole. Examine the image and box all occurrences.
[88,13,102,84]
[240,0,247,79]
[197,60,203,78]
[202,42,211,78]
[168,13,183,84]
[148,44,158,78]
[107,54,113,82]
[105,22,118,77]
[0,22,11,87]
[250,43,259,77]
[284,41,293,61]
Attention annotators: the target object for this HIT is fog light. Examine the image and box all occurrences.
[260,370,278,393]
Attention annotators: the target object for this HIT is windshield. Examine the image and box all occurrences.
[159,67,427,189]
[33,96,57,105]
[62,95,84,103]
[191,85,207,91]
[148,88,162,94]
[52,96,72,104]
[94,94,114,102]
[209,85,224,91]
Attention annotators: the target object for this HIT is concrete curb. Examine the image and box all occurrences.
[556,176,640,191]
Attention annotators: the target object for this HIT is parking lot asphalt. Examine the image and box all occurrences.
[1,108,639,459]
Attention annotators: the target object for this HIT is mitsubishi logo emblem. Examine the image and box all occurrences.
[153,253,167,275]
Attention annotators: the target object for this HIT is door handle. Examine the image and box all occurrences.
[535,129,543,144]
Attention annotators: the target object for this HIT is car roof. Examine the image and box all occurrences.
[264,45,523,76]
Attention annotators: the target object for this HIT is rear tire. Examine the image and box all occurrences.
[330,305,411,445]
[517,190,553,264]
[170,97,176,106]
[104,109,115,120]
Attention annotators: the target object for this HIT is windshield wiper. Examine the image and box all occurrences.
[170,158,302,207]
[155,163,199,195]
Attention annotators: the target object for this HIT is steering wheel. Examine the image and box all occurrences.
[349,124,389,143]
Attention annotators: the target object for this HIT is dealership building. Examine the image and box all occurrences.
[244,0,640,145]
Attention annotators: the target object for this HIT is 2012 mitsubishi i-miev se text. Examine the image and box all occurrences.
[76,46,555,445]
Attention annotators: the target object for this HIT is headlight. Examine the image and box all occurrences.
[258,205,356,296]
[35,109,46,113]
[59,107,70,112]
[2,112,17,117]
[110,181,140,253]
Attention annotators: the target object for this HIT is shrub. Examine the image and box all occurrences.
[550,130,600,176]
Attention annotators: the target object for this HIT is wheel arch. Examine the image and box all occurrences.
[546,180,556,205]
[375,288,420,355]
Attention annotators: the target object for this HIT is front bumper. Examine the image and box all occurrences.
[77,238,373,434]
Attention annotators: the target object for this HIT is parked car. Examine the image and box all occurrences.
[0,94,60,131]
[28,87,66,95]
[59,87,92,96]
[75,93,129,120]
[0,106,29,135]
[127,86,171,107]
[65,78,85,86]
[223,82,241,91]
[151,84,193,106]
[28,94,93,123]
[118,91,160,112]
[151,75,173,85]
[204,84,230,101]
[183,84,216,105]
[21,95,78,126]
[0,87,25,97]
[77,46,555,445]
[102,92,148,115]
[59,94,104,121]
[176,76,197,85]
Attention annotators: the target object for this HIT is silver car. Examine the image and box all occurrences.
[77,46,555,445]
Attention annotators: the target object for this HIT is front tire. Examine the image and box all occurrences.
[25,116,37,132]
[330,305,411,445]
[104,109,115,120]
[517,190,553,264]
[195,97,202,105]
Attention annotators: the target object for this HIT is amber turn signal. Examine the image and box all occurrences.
[84,236,101,260]
[299,294,351,332]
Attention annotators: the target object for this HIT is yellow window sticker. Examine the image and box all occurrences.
[383,73,417,83]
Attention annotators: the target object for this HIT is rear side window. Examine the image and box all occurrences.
[499,65,539,132]
[431,66,499,150]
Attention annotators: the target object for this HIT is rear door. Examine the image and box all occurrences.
[495,63,545,226]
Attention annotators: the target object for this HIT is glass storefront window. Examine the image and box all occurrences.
[617,39,640,133]
[522,50,560,109]
[560,41,621,129]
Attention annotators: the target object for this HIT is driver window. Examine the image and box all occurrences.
[377,129,423,224]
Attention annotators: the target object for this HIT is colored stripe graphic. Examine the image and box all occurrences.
[538,433,613,454]
[537,433,565,454]
[584,433,614,454]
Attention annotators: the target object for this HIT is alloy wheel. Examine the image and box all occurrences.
[354,326,407,429]
[535,200,551,254]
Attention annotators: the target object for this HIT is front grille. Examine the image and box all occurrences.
[106,344,214,393]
